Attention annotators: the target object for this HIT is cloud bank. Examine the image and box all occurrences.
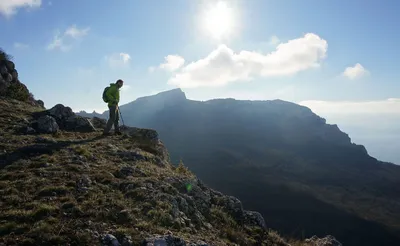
[0,0,41,17]
[167,33,328,88]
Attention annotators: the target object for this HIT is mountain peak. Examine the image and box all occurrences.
[139,88,187,102]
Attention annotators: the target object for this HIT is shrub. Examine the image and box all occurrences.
[0,48,13,62]
[7,81,30,102]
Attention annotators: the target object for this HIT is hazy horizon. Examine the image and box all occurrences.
[1,0,399,164]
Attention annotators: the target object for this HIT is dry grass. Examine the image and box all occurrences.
[0,98,294,246]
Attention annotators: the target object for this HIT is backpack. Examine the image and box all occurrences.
[102,86,110,103]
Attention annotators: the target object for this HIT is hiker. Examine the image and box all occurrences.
[102,79,124,136]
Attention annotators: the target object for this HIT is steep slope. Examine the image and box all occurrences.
[0,99,298,246]
[0,49,323,246]
[80,89,400,246]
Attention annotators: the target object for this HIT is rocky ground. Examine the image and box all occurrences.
[0,98,280,245]
[0,48,341,245]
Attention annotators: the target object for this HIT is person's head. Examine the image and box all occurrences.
[116,79,124,88]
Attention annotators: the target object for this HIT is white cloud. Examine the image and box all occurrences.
[14,42,29,49]
[47,25,90,52]
[159,55,185,72]
[342,63,368,80]
[269,35,280,46]
[105,53,131,68]
[65,25,90,39]
[0,0,41,17]
[299,98,400,115]
[168,33,328,88]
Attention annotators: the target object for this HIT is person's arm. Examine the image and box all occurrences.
[115,89,120,105]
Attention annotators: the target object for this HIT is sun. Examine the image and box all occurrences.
[201,1,235,40]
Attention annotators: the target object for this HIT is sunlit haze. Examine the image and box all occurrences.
[201,1,235,40]
[1,0,399,164]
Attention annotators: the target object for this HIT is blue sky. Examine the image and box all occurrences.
[1,0,400,163]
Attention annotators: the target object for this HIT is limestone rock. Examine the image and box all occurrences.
[36,115,59,133]
[47,104,74,126]
[244,210,267,229]
[305,235,342,246]
[65,115,96,132]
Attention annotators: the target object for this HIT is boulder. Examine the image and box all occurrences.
[244,210,266,229]
[101,234,120,246]
[43,104,95,132]
[36,115,59,133]
[142,235,187,246]
[65,115,96,132]
[305,235,342,246]
[89,116,107,129]
[47,104,74,125]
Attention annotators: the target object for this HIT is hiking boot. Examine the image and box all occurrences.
[115,131,122,135]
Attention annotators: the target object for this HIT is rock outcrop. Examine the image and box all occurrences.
[0,50,43,107]
[26,104,96,134]
[0,49,344,246]
[305,235,342,246]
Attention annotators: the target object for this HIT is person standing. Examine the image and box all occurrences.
[102,79,124,136]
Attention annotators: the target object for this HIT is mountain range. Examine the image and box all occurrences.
[78,88,400,246]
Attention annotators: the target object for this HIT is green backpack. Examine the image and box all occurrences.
[102,86,110,103]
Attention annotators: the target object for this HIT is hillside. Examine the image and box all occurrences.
[79,88,400,246]
[0,50,342,246]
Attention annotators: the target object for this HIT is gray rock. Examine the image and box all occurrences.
[121,235,133,246]
[142,235,187,246]
[36,115,59,133]
[305,235,342,246]
[102,234,121,246]
[117,166,147,178]
[5,73,12,83]
[11,70,18,80]
[47,104,74,124]
[4,60,15,71]
[244,210,266,229]
[65,115,96,132]
[25,126,36,134]
[89,117,107,129]
[0,66,7,76]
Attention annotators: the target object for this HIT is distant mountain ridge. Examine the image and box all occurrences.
[78,88,400,246]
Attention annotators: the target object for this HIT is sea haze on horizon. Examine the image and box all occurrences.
[309,112,400,165]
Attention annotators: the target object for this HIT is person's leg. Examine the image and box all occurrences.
[114,107,121,134]
[103,106,116,134]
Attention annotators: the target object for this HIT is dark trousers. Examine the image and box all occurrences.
[103,105,120,133]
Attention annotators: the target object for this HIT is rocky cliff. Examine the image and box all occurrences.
[0,49,341,246]
[78,88,400,246]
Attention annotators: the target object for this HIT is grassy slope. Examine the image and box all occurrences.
[0,98,299,246]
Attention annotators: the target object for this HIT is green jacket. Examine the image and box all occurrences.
[106,83,120,106]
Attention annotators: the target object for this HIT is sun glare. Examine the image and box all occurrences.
[202,1,235,40]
